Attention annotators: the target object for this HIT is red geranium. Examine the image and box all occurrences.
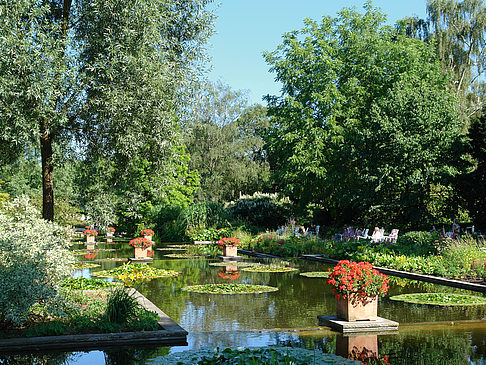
[218,237,240,249]
[106,227,116,232]
[129,237,153,248]
[141,229,154,237]
[84,229,98,237]
[327,260,389,300]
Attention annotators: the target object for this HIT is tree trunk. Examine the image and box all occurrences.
[40,123,54,221]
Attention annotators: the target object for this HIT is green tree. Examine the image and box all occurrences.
[264,3,466,228]
[0,0,213,221]
[400,0,486,120]
[184,81,270,202]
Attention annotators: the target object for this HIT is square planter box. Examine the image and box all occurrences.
[223,245,238,257]
[336,294,377,322]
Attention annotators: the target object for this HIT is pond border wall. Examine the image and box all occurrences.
[0,289,187,353]
[238,249,486,294]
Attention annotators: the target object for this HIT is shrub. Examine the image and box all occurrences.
[226,193,291,229]
[396,231,437,254]
[105,288,139,325]
[0,197,74,326]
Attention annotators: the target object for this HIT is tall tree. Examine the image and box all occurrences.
[184,81,270,202]
[0,0,213,221]
[264,3,466,227]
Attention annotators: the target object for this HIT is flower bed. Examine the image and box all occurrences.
[62,277,119,290]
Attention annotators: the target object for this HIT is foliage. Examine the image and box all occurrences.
[158,346,358,365]
[396,231,439,254]
[106,227,116,233]
[62,278,118,290]
[263,3,465,228]
[187,244,221,257]
[0,0,214,220]
[105,288,139,325]
[390,293,486,306]
[241,265,298,273]
[0,197,74,326]
[226,192,291,229]
[327,261,389,299]
[300,272,330,278]
[183,81,270,202]
[187,227,232,242]
[218,237,241,248]
[181,283,279,294]
[92,263,179,284]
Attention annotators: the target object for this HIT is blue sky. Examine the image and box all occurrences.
[207,0,428,105]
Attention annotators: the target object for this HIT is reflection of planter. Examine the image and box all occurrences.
[336,334,378,361]
[86,244,95,250]
[134,247,149,259]
[223,245,238,257]
[106,238,113,244]
[336,293,377,322]
[86,235,95,244]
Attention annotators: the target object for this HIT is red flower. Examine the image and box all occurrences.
[129,237,153,248]
[218,237,241,249]
[327,260,389,300]
[141,229,154,237]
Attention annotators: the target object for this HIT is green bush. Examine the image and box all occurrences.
[226,193,291,229]
[105,288,139,325]
[396,231,437,254]
[0,197,75,326]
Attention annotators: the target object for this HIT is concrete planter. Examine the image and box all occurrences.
[223,245,238,257]
[336,293,377,322]
[134,247,149,259]
[86,235,95,244]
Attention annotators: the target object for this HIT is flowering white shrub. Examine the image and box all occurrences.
[0,197,74,326]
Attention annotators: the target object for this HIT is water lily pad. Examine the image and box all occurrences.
[209,262,256,267]
[92,263,180,284]
[241,265,298,273]
[164,253,205,259]
[390,293,486,306]
[156,247,188,251]
[182,283,278,294]
[300,271,330,278]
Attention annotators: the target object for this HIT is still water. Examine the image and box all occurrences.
[2,242,486,364]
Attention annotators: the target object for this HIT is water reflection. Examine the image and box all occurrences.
[2,244,486,364]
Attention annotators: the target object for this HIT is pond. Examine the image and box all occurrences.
[3,241,486,364]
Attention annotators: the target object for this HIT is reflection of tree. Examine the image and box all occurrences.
[104,347,169,365]
[0,352,74,365]
[378,329,475,364]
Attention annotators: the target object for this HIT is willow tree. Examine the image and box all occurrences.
[0,0,213,221]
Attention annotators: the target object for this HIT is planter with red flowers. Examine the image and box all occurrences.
[106,226,115,238]
[129,237,153,259]
[218,237,240,258]
[327,260,389,322]
[84,229,98,249]
[141,229,154,242]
